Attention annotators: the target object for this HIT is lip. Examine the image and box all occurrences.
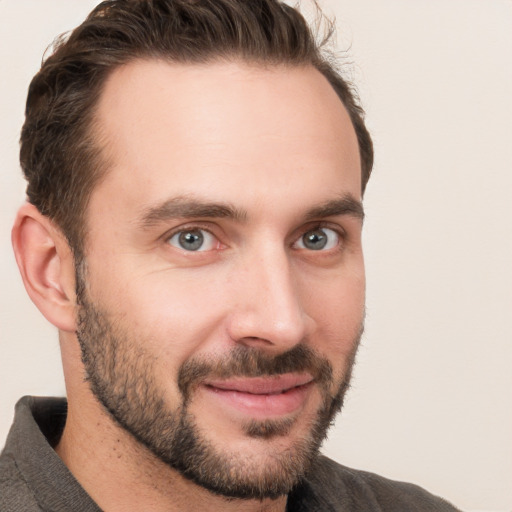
[202,373,314,418]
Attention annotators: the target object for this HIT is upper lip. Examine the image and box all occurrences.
[204,373,314,395]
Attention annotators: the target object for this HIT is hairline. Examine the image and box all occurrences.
[74,54,364,259]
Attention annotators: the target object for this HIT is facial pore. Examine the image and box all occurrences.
[75,266,361,500]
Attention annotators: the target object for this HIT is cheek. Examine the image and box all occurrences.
[86,263,233,365]
[300,265,365,360]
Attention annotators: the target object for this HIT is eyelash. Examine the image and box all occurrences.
[163,222,346,253]
[164,223,221,250]
[294,222,346,251]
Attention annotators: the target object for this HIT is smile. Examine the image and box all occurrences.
[202,374,314,418]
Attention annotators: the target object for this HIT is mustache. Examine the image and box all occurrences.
[177,343,334,401]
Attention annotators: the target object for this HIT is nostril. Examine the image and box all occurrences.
[235,336,274,349]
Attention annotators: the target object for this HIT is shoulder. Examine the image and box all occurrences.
[0,451,42,512]
[0,396,63,512]
[293,455,461,511]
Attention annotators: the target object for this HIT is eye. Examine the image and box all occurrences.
[295,227,340,251]
[167,229,218,252]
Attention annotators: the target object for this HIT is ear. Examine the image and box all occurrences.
[12,203,78,332]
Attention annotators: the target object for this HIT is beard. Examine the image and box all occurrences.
[75,270,362,500]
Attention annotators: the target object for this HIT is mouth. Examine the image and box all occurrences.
[202,373,315,418]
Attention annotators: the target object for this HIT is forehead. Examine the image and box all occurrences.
[90,59,361,221]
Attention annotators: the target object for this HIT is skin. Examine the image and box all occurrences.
[12,60,365,512]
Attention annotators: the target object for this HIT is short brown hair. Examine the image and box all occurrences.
[20,0,373,257]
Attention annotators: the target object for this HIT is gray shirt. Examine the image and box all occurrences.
[0,396,460,511]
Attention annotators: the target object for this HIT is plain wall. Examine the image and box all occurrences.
[1,1,511,510]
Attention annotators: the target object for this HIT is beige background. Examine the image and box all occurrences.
[1,1,511,510]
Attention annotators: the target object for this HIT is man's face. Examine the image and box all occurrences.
[76,60,365,499]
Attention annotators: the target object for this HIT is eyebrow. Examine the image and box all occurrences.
[138,193,364,229]
[139,195,248,228]
[304,195,365,222]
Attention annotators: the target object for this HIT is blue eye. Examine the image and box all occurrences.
[295,227,340,251]
[167,229,217,252]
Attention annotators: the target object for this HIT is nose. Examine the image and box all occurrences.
[226,242,315,351]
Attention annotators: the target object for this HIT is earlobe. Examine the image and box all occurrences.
[12,203,77,332]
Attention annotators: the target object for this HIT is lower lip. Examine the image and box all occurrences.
[203,382,313,419]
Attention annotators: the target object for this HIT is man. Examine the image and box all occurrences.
[0,1,460,510]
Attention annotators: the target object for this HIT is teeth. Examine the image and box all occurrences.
[266,388,290,395]
[208,381,307,395]
[233,388,288,395]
